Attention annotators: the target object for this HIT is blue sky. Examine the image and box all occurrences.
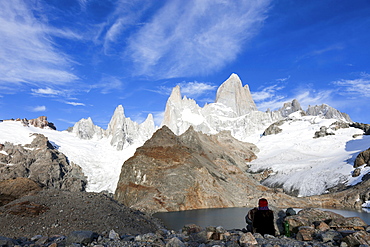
[1,0,369,130]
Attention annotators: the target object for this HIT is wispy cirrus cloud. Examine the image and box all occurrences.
[0,0,78,87]
[333,73,370,98]
[90,76,124,94]
[127,0,271,79]
[31,88,62,96]
[252,84,286,102]
[252,77,335,111]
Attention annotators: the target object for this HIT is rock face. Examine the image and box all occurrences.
[162,74,351,142]
[162,74,283,139]
[71,105,155,150]
[0,134,87,192]
[215,73,258,116]
[279,99,302,118]
[306,104,352,122]
[114,126,320,213]
[350,122,370,135]
[354,147,370,168]
[70,117,104,140]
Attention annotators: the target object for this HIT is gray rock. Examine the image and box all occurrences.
[263,120,284,136]
[306,104,352,122]
[319,230,343,243]
[350,122,370,135]
[66,230,98,245]
[0,134,87,193]
[286,208,297,216]
[278,99,302,117]
[239,232,257,246]
[314,126,335,138]
[0,236,19,247]
[166,237,185,247]
[108,229,120,240]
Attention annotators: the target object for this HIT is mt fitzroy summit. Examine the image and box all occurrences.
[162,73,350,142]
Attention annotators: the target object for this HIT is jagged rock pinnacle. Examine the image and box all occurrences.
[215,73,258,116]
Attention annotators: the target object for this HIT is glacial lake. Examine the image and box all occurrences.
[154,207,370,231]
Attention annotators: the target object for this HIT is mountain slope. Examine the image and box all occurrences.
[248,112,370,197]
[114,126,315,213]
[0,120,139,193]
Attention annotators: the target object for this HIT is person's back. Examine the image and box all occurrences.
[253,209,275,236]
[252,198,275,236]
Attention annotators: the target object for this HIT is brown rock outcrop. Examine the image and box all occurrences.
[114,126,316,213]
[12,116,57,130]
[354,147,370,168]
[0,177,41,206]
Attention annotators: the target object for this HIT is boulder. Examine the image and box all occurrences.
[285,208,344,233]
[354,147,370,168]
[318,229,342,243]
[239,232,257,246]
[328,217,367,231]
[166,237,185,247]
[66,230,98,245]
[296,226,315,241]
[342,231,370,246]
[263,120,284,136]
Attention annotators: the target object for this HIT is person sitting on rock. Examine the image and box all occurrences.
[252,198,276,236]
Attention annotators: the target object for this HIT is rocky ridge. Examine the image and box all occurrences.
[162,74,352,141]
[3,116,56,130]
[67,73,353,152]
[69,105,155,151]
[0,133,87,196]
[114,125,329,213]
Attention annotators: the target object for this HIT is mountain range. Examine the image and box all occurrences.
[0,73,369,213]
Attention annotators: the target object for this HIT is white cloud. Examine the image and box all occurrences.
[0,0,78,87]
[31,88,61,96]
[31,106,46,112]
[178,81,216,98]
[66,101,86,106]
[253,81,334,112]
[156,81,216,99]
[127,0,271,78]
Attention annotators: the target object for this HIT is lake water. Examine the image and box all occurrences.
[154,207,370,231]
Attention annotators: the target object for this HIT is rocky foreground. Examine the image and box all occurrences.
[1,189,370,247]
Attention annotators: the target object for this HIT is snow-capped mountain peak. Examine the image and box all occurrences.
[215,73,258,116]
